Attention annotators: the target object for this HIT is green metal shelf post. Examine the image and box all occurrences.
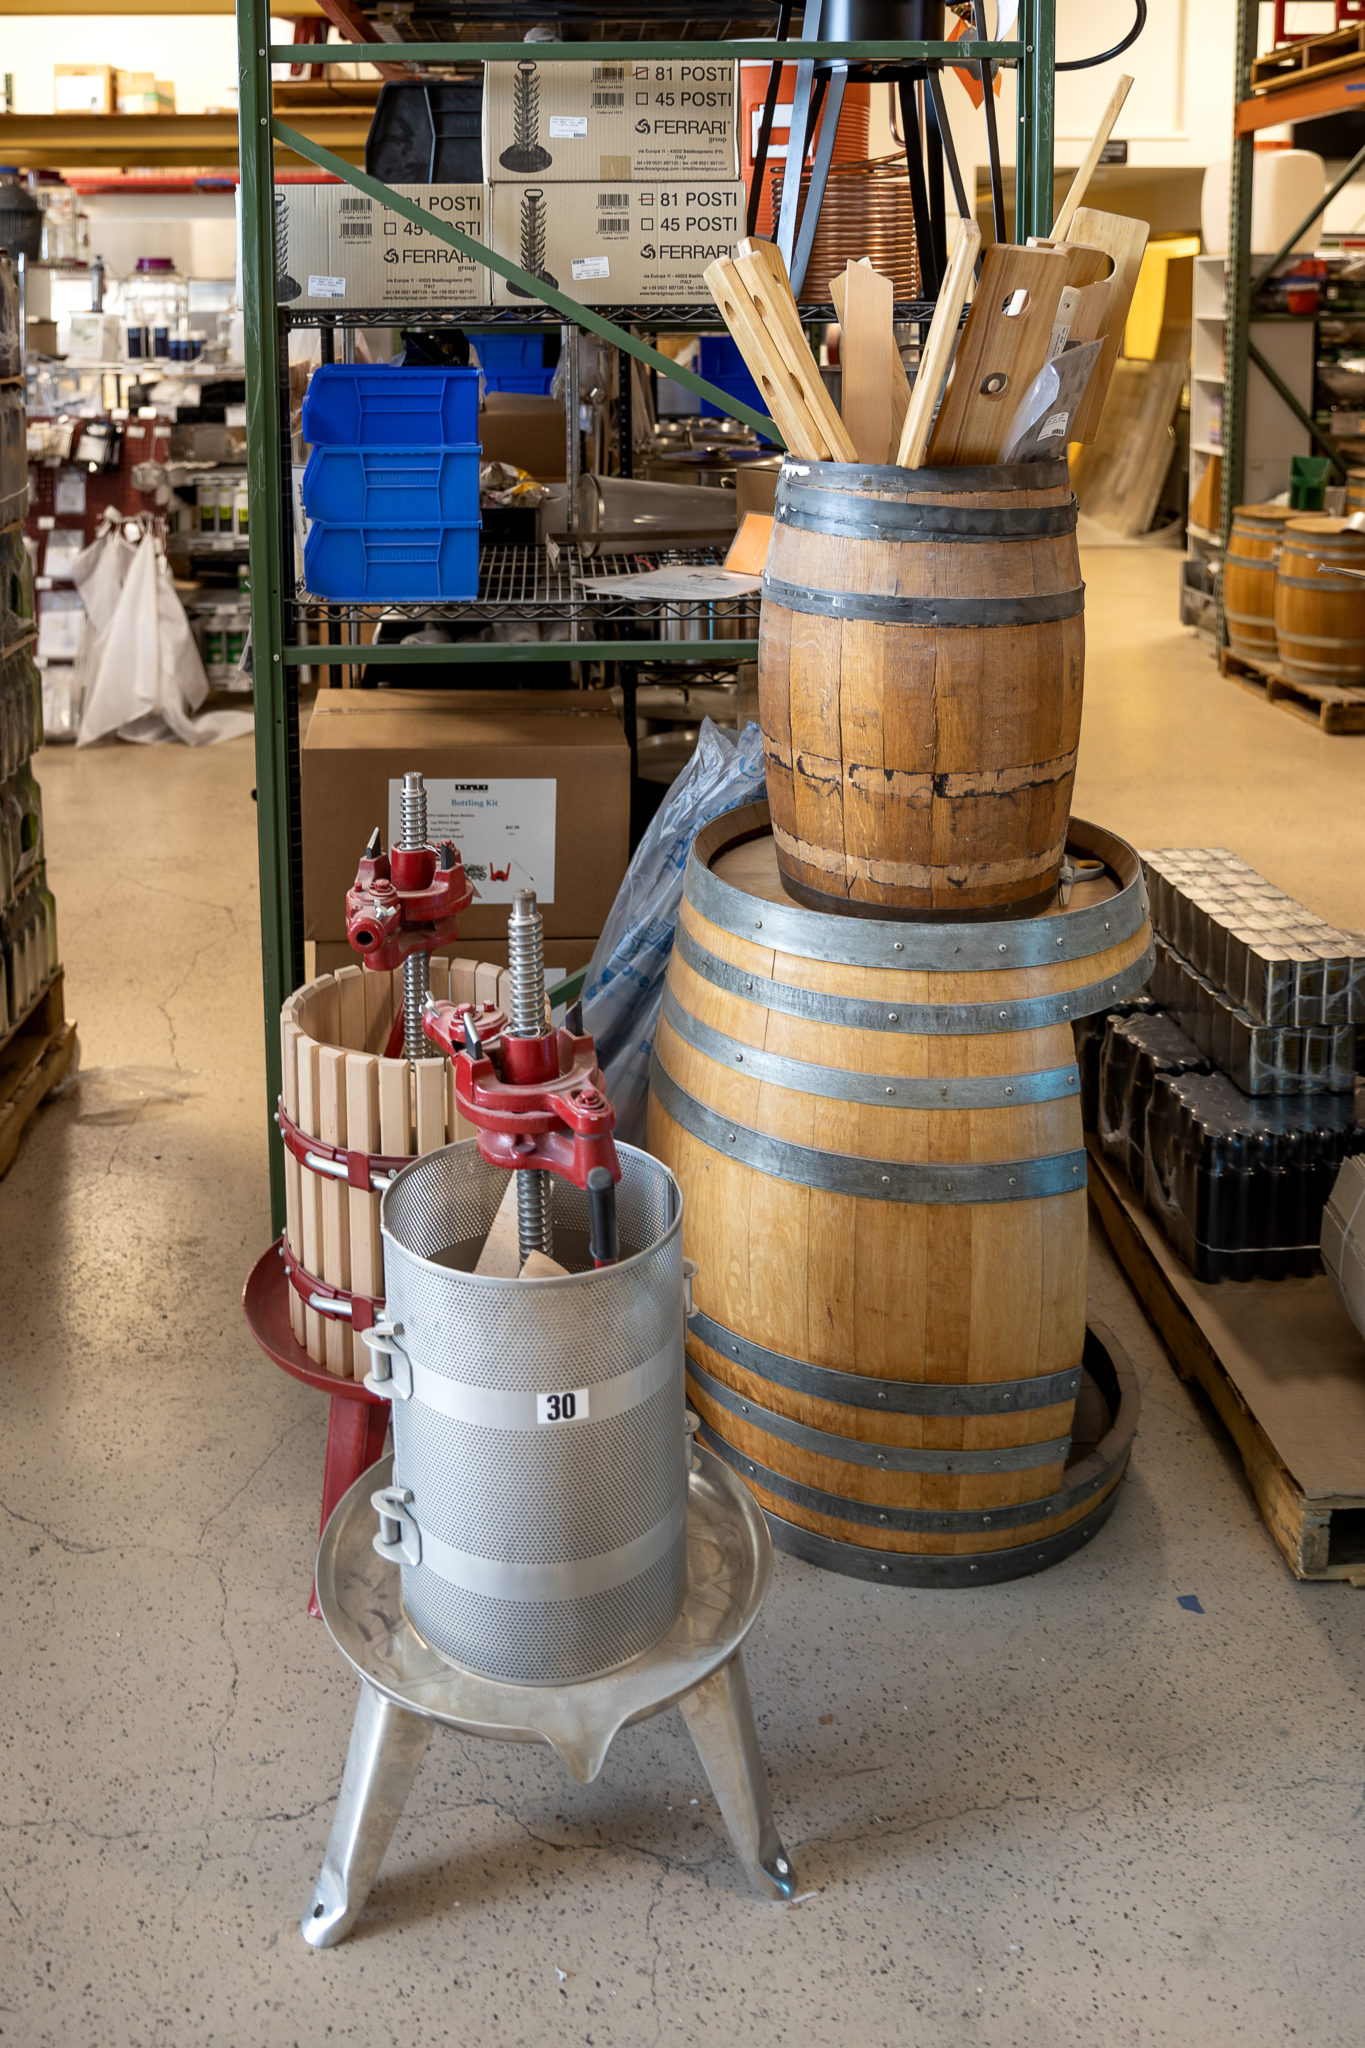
[236,5,1058,1232]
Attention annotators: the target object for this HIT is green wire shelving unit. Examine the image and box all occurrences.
[235,0,1058,1226]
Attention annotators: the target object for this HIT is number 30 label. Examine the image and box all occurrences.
[537,1388,590,1425]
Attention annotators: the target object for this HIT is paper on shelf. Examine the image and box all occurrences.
[576,565,761,601]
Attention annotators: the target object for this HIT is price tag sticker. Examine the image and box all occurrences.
[536,1387,590,1425]
[550,114,588,138]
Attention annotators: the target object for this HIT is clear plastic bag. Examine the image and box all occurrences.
[74,1065,199,1123]
[583,717,765,1143]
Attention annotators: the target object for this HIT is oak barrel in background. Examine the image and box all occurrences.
[647,802,1150,1586]
[758,457,1084,923]
[1222,503,1294,667]
[1274,517,1365,688]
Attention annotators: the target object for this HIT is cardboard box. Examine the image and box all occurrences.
[484,59,736,183]
[276,184,489,313]
[116,76,176,115]
[489,180,745,308]
[54,64,115,114]
[302,689,629,944]
[479,392,567,479]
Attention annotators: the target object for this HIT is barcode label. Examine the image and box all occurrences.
[337,220,371,240]
[571,255,611,280]
[596,193,629,209]
[339,196,371,213]
[596,218,629,236]
[308,274,347,299]
[591,90,624,108]
[592,64,625,80]
[549,114,588,138]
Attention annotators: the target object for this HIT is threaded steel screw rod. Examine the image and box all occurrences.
[508,887,553,1262]
[401,770,430,1066]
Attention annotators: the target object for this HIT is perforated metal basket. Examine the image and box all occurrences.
[363,1140,688,1685]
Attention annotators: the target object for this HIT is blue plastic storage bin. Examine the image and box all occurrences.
[301,364,480,449]
[303,445,481,525]
[482,369,557,396]
[698,336,776,440]
[304,522,480,602]
[475,334,546,374]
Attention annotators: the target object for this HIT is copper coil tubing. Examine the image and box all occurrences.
[768,154,922,304]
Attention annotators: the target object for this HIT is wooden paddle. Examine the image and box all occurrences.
[831,258,905,464]
[704,256,828,457]
[1058,205,1151,440]
[734,237,857,462]
[924,238,1071,467]
[1050,73,1134,240]
[894,219,980,469]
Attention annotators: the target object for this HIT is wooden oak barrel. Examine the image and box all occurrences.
[280,955,513,1378]
[1223,503,1293,667]
[1274,517,1365,688]
[647,801,1149,1585]
[759,457,1084,923]
[1346,469,1365,517]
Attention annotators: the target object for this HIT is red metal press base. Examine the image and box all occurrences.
[243,1238,390,1617]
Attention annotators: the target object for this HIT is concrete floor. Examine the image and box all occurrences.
[4,549,1365,2048]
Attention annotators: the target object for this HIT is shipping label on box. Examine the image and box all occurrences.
[484,59,737,183]
[489,181,745,306]
[387,777,557,902]
[277,184,489,312]
[54,64,115,114]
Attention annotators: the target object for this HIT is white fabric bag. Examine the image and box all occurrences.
[74,516,253,747]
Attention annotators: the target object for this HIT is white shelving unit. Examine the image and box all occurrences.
[1186,254,1315,635]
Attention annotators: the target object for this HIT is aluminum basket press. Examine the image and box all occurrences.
[362,1140,689,1686]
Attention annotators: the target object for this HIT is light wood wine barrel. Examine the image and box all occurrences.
[1274,517,1365,688]
[647,802,1148,1586]
[759,457,1084,923]
[280,956,512,1377]
[1223,503,1293,666]
[1346,470,1365,517]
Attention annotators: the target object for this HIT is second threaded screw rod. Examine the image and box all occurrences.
[400,771,432,1066]
[507,888,553,1263]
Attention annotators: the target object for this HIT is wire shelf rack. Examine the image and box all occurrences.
[290,540,761,640]
[283,299,940,331]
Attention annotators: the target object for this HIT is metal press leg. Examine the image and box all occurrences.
[301,1682,433,1948]
[679,1653,796,1901]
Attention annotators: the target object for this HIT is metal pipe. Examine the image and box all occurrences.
[508,889,553,1262]
[400,771,430,1064]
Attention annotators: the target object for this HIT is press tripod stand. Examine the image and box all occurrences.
[750,0,1005,300]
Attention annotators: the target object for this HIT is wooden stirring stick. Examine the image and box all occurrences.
[704,256,827,457]
[1050,74,1134,240]
[734,238,857,462]
[831,259,905,465]
[894,220,980,470]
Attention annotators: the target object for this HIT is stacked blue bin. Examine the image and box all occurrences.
[475,334,555,397]
[301,364,482,603]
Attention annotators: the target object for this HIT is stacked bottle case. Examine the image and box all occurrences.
[0,533,58,1035]
[1079,848,1365,1283]
[301,364,482,602]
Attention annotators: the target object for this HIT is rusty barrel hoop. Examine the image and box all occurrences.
[759,456,1084,923]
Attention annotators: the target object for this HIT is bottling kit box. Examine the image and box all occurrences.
[275,184,489,312]
[301,689,630,945]
[483,58,738,183]
[488,181,745,306]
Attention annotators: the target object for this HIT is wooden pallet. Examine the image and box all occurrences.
[1088,1140,1365,1583]
[0,973,77,1180]
[1251,21,1365,92]
[1220,646,1365,733]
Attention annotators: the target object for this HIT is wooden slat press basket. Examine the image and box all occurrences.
[279,957,522,1379]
